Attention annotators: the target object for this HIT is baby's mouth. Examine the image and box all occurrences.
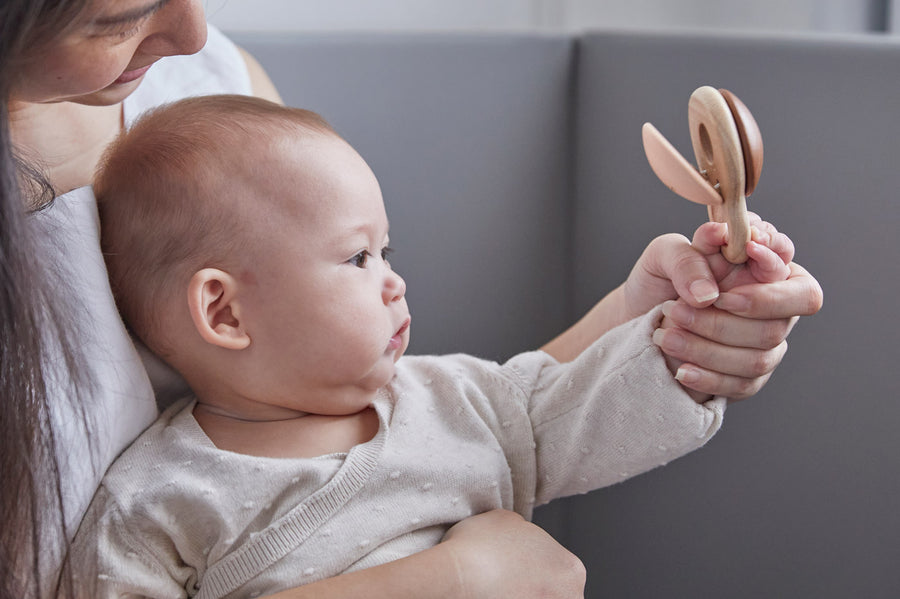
[395,318,410,337]
[388,317,411,350]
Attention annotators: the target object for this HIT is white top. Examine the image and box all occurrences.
[32,24,252,550]
[74,307,726,599]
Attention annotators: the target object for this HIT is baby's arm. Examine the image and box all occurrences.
[76,489,584,599]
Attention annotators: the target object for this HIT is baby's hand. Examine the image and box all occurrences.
[693,214,793,291]
[620,213,790,320]
[654,214,799,401]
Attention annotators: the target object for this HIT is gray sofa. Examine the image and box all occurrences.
[232,29,900,598]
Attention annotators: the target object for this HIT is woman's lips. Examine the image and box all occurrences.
[114,63,153,84]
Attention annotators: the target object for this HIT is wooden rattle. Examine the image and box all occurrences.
[642,86,763,264]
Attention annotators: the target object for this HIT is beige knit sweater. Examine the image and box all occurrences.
[73,307,725,598]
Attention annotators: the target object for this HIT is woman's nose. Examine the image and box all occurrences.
[138,0,208,58]
[383,270,406,304]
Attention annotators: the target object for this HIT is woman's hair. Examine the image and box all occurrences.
[97,94,336,355]
[0,1,94,597]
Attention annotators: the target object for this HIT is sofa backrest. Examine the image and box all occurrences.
[572,30,900,598]
[234,33,575,363]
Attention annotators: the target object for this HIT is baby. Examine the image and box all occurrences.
[77,94,781,598]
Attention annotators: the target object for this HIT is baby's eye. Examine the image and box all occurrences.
[381,247,394,263]
[348,250,371,268]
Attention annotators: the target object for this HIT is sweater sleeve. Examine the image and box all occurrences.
[70,485,195,599]
[504,305,726,506]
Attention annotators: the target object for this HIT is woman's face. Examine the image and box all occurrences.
[12,0,207,106]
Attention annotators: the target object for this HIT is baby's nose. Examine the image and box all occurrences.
[383,270,406,304]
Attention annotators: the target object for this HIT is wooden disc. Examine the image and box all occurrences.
[719,88,764,196]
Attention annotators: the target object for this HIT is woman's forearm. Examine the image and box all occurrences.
[540,284,629,363]
[261,509,586,599]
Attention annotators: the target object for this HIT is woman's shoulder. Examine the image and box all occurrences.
[123,24,253,126]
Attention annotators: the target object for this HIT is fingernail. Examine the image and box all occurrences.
[689,279,719,304]
[714,292,751,313]
[652,328,685,352]
[675,366,700,384]
[661,300,675,317]
[662,300,693,326]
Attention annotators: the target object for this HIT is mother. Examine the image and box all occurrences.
[0,1,586,597]
[1,1,821,598]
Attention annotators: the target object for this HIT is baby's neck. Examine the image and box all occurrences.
[193,402,310,422]
[192,402,379,459]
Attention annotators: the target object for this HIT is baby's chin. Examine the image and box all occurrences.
[361,357,402,393]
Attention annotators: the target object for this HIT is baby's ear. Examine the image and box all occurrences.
[187,268,251,350]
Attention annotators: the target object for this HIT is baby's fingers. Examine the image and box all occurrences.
[750,223,795,265]
[691,221,729,256]
[745,240,791,283]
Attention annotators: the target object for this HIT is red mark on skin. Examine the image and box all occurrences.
[239,270,258,287]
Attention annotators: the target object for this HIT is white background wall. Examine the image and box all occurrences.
[206,0,896,34]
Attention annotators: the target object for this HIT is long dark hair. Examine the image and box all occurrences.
[0,1,94,597]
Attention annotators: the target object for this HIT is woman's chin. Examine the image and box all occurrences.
[65,77,146,107]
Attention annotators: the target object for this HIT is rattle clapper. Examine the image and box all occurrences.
[642,86,763,264]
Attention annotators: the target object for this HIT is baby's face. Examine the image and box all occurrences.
[237,132,410,416]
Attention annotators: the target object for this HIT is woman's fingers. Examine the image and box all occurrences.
[624,233,720,314]
[655,257,821,402]
[655,214,821,402]
[672,362,775,401]
[661,300,796,349]
[652,320,789,400]
[652,233,720,306]
[714,262,824,318]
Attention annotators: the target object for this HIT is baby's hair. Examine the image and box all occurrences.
[96,94,337,354]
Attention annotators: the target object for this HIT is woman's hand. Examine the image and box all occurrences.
[621,216,792,318]
[650,217,823,401]
[441,510,586,599]
[543,213,822,403]
[262,509,584,599]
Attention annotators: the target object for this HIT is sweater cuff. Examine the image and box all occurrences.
[639,303,730,409]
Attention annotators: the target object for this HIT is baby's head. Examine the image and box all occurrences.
[97,95,410,417]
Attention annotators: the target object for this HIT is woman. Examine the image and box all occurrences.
[0,0,821,597]
[1,2,586,597]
